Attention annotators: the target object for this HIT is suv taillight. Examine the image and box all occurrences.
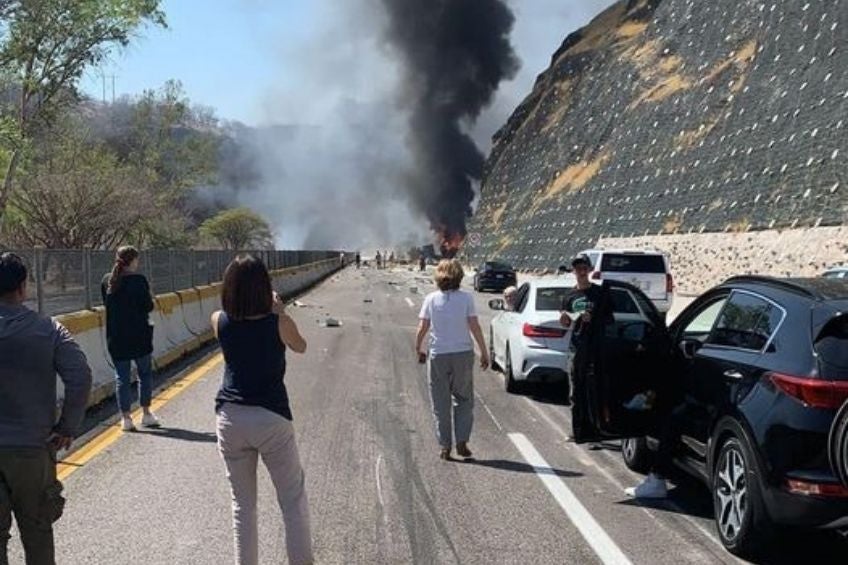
[769,372,848,410]
[523,323,567,339]
[666,273,674,293]
[785,479,848,498]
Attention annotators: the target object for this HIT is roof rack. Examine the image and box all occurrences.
[722,275,818,299]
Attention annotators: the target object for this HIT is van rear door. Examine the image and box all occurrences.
[600,253,668,301]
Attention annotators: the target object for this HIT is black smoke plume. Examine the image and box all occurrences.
[380,0,519,254]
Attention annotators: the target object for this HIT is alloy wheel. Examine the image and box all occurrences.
[622,438,637,461]
[715,446,749,542]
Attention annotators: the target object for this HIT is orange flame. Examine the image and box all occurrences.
[437,228,465,258]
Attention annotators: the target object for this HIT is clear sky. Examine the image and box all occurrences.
[82,0,616,127]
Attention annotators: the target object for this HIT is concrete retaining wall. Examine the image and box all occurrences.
[55,258,345,409]
[598,227,848,295]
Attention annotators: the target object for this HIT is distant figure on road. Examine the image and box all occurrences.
[375,251,382,270]
[416,259,490,460]
[355,252,361,269]
[212,255,313,565]
[101,246,160,432]
[419,255,426,272]
[0,252,92,565]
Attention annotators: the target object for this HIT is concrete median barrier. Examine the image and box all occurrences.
[54,257,345,411]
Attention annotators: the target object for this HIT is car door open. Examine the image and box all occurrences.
[585,280,672,440]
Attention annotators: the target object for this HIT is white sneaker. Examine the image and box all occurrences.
[121,416,136,432]
[141,412,161,428]
[625,474,668,499]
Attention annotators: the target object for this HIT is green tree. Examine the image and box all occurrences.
[199,207,274,250]
[0,0,167,226]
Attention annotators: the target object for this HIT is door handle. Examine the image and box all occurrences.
[723,370,743,380]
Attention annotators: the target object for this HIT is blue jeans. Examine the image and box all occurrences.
[114,355,153,414]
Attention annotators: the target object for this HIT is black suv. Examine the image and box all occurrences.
[581,277,848,556]
[473,261,517,292]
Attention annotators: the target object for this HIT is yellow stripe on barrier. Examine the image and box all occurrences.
[56,352,223,481]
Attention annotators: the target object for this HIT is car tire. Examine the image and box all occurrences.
[621,437,652,474]
[504,344,520,394]
[712,436,772,557]
[489,327,500,372]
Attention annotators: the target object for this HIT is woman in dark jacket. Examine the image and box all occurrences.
[101,246,159,432]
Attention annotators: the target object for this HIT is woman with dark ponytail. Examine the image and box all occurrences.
[101,246,159,431]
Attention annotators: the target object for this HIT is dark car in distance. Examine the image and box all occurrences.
[580,276,848,557]
[473,261,517,292]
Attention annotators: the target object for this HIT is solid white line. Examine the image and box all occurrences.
[509,433,633,565]
[526,399,731,554]
[404,297,415,308]
[375,454,385,506]
[475,392,504,432]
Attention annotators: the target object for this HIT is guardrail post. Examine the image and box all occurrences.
[169,250,176,293]
[34,249,44,314]
[190,250,196,288]
[83,249,92,310]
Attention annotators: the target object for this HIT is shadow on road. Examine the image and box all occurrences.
[140,427,218,443]
[459,457,582,478]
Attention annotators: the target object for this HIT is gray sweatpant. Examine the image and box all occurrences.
[427,351,475,448]
[216,403,313,565]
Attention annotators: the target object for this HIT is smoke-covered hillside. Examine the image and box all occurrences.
[469,0,848,268]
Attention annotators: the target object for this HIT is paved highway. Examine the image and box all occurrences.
[8,266,847,564]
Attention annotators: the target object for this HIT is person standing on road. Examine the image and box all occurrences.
[355,252,361,270]
[416,259,490,460]
[0,252,93,565]
[375,251,382,270]
[559,253,604,446]
[419,254,426,272]
[101,246,160,432]
[212,255,313,565]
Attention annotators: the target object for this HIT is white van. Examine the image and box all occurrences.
[579,249,674,317]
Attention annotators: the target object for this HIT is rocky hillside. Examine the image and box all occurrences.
[469,0,847,269]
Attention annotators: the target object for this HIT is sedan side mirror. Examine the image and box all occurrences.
[488,298,505,311]
[679,338,702,359]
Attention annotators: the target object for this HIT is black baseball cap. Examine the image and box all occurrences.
[570,253,593,269]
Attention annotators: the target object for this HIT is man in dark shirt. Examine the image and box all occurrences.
[560,253,603,445]
[0,252,93,564]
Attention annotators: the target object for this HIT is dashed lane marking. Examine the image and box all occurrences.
[404,297,416,308]
[56,353,224,481]
[509,433,633,565]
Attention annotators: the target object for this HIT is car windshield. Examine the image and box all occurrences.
[485,262,512,271]
[601,254,666,273]
[535,287,570,311]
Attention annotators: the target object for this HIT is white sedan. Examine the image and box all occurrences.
[488,277,576,393]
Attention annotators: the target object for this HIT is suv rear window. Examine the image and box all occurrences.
[815,316,848,370]
[485,262,512,271]
[601,254,666,273]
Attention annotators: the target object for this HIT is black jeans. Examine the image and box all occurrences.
[0,447,64,565]
[652,403,687,478]
[569,346,596,443]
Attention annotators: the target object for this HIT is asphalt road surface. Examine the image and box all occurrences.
[8,266,847,564]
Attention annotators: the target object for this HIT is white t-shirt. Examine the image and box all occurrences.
[419,290,477,355]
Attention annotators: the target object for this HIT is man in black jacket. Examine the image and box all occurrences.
[0,252,93,565]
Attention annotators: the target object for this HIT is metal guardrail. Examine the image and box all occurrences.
[3,249,350,316]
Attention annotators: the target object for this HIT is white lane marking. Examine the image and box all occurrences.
[405,297,416,308]
[509,433,633,565]
[375,454,385,506]
[526,398,732,555]
[475,392,504,432]
[522,397,594,467]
